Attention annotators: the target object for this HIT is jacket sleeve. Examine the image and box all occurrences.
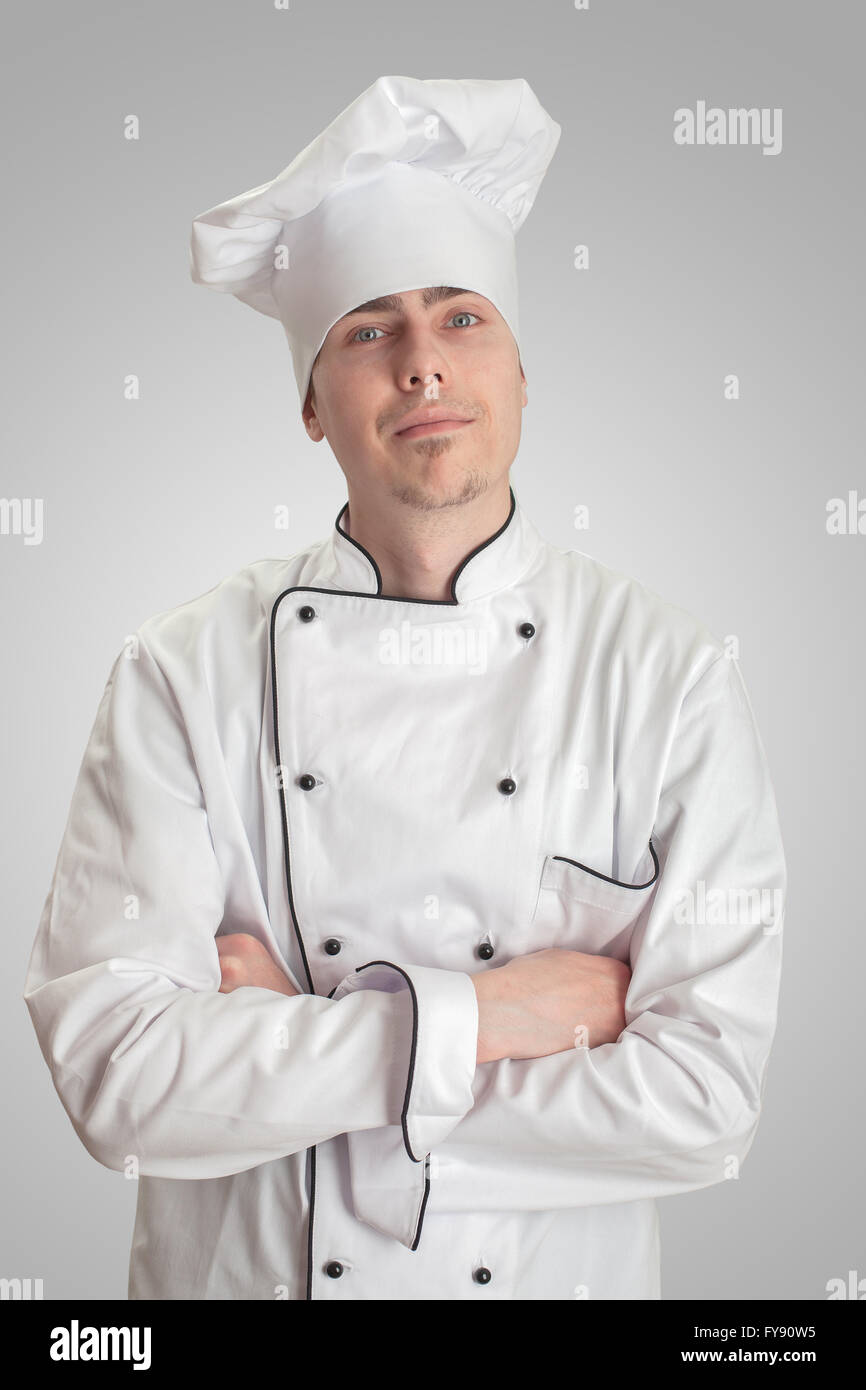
[22,632,479,1181]
[342,653,786,1248]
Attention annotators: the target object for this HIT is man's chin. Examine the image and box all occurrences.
[387,467,490,511]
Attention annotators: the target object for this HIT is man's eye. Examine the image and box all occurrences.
[352,326,386,342]
[450,311,480,328]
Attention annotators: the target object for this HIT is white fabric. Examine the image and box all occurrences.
[188,76,561,407]
[23,490,786,1299]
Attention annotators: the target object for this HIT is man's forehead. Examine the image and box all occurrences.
[336,286,481,322]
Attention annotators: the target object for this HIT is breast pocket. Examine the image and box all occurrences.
[512,839,660,964]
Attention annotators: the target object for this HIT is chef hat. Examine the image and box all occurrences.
[189,75,561,410]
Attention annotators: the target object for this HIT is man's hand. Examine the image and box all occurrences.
[472,947,631,1064]
[216,932,300,997]
[215,935,628,1063]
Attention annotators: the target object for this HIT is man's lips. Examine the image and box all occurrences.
[395,418,474,439]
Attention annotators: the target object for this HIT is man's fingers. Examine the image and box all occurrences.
[215,932,301,997]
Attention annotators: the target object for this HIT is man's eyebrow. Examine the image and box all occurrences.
[337,286,476,321]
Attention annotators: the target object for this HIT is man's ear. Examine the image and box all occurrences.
[302,379,325,442]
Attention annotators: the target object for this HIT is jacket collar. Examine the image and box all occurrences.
[301,485,545,605]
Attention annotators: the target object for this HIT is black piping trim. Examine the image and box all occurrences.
[552,838,660,889]
[305,1145,316,1301]
[269,604,316,998]
[270,594,320,1297]
[348,961,425,1164]
[333,486,517,606]
[411,1162,432,1252]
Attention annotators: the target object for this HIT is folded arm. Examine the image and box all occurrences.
[23,632,478,1182]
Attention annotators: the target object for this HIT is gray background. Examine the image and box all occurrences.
[2,0,863,1300]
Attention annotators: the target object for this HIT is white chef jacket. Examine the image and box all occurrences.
[23,486,786,1300]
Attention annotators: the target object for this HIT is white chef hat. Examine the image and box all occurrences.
[189,75,561,411]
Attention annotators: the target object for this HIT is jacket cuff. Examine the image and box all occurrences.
[330,959,479,1160]
[343,1125,431,1249]
[330,961,478,1251]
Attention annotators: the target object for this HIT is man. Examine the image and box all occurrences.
[23,76,786,1300]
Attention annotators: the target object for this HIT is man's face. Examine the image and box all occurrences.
[301,286,527,511]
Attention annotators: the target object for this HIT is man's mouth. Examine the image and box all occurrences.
[395,418,474,439]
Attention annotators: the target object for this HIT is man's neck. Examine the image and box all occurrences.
[343,484,511,602]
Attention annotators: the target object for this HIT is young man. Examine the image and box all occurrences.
[24,76,786,1300]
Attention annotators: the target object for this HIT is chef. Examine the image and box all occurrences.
[23,75,786,1301]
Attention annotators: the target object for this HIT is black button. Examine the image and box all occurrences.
[477,942,494,960]
[518,622,535,639]
[298,773,317,791]
[473,1266,492,1284]
[498,778,516,795]
[325,1261,343,1279]
[324,938,342,955]
[298,605,316,622]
